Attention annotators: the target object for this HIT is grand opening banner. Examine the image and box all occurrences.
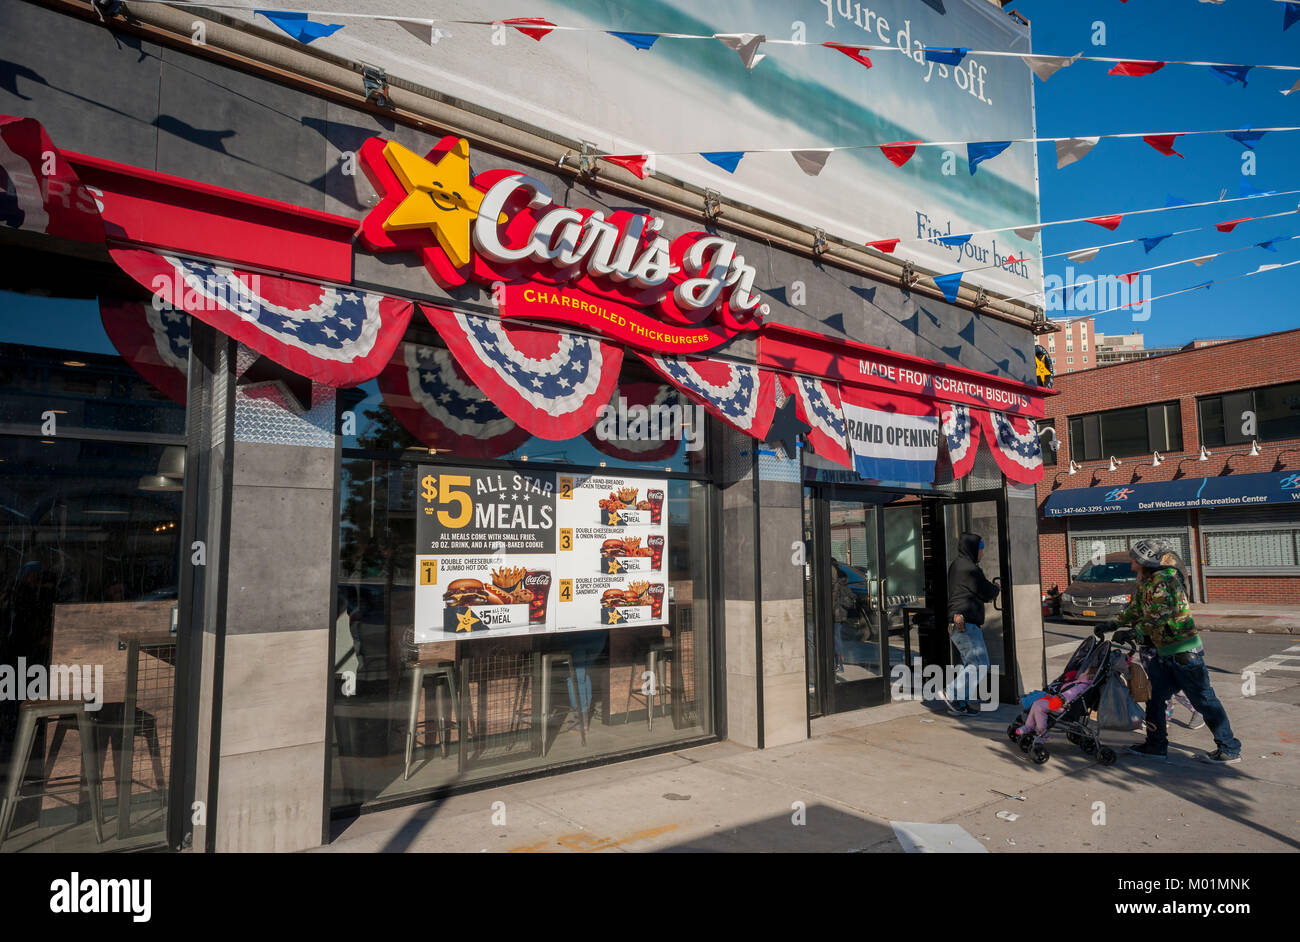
[413,465,669,642]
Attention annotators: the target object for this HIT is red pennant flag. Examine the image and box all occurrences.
[824,42,873,69]
[1143,134,1184,158]
[1108,60,1166,77]
[1086,214,1124,231]
[879,140,921,167]
[603,154,649,178]
[500,17,556,41]
[866,238,900,253]
[1004,255,1027,265]
[1216,217,1250,233]
[1117,272,1140,284]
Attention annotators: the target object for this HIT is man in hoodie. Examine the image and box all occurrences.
[942,532,1001,715]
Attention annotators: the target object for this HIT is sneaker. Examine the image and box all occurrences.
[944,696,969,716]
[1127,742,1168,761]
[1187,712,1206,730]
[1198,749,1241,765]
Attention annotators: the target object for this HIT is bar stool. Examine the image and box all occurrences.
[0,701,105,847]
[539,652,585,756]
[625,639,673,730]
[403,662,456,781]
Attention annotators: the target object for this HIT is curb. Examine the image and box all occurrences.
[1199,622,1299,635]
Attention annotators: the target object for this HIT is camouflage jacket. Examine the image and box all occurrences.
[1114,566,1198,652]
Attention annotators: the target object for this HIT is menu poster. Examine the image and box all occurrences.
[554,474,668,629]
[413,467,670,641]
[414,467,556,643]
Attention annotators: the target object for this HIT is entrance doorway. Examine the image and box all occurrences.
[803,487,931,715]
[943,496,1015,705]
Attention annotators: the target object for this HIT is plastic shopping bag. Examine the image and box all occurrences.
[1097,675,1145,731]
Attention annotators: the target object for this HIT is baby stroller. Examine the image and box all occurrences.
[1005,634,1135,766]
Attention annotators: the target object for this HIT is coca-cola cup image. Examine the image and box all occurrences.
[525,570,552,624]
[647,584,665,618]
[648,534,665,569]
[647,488,665,524]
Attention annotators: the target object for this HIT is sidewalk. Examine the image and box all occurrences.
[1191,603,1300,635]
[318,689,1300,853]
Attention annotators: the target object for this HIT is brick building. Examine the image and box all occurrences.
[1036,327,1300,607]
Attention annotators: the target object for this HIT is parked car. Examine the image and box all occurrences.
[1059,553,1139,623]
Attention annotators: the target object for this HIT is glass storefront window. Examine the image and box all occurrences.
[0,285,187,853]
[329,340,716,812]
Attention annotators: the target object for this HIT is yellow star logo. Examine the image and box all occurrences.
[607,559,623,574]
[1035,353,1052,384]
[606,510,622,527]
[605,608,623,625]
[382,139,486,268]
[454,609,480,633]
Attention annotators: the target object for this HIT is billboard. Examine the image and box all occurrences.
[232,0,1042,298]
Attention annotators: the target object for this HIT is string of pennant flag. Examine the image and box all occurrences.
[1085,257,1300,318]
[135,1,1300,94]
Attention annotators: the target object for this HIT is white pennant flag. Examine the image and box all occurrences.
[1013,225,1042,241]
[715,33,767,69]
[1056,136,1100,169]
[399,21,451,44]
[1067,247,1100,263]
[791,149,832,176]
[1022,52,1082,82]
[1283,78,1300,96]
[1256,263,1282,273]
[1191,255,1215,266]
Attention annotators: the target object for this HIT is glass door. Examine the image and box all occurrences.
[806,492,889,713]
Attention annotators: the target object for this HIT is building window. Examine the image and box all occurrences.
[1082,340,1088,352]
[1203,526,1300,572]
[1083,356,1088,363]
[1068,401,1183,461]
[1066,342,1073,352]
[1039,419,1057,466]
[329,334,717,812]
[1199,381,1300,447]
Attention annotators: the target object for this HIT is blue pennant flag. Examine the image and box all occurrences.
[1257,236,1290,251]
[1164,194,1192,207]
[967,140,1011,174]
[1240,178,1276,198]
[1287,4,1300,31]
[934,271,964,303]
[1227,129,1267,150]
[937,233,972,249]
[700,151,745,173]
[256,11,344,44]
[1141,234,1171,253]
[1210,64,1252,87]
[608,31,658,50]
[1192,281,1213,292]
[925,47,968,65]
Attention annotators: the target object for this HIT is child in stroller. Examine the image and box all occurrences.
[1005,634,1134,765]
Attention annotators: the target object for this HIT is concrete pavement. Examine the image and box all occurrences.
[317,632,1300,853]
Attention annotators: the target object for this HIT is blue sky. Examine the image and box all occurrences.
[1014,0,1300,347]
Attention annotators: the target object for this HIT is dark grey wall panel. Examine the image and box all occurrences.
[155,48,329,210]
[1,1,162,169]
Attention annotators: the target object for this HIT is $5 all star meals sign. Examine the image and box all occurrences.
[356,136,767,354]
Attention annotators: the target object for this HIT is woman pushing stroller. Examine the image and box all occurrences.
[1096,539,1242,764]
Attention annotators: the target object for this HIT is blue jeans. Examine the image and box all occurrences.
[1144,647,1240,757]
[945,624,989,708]
[564,631,607,716]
